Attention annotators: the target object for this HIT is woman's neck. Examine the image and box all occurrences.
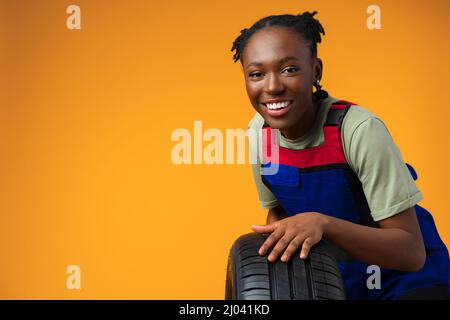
[281,98,320,140]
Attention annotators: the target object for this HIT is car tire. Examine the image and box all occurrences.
[225,232,346,300]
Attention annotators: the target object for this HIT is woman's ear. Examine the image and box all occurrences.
[314,58,323,82]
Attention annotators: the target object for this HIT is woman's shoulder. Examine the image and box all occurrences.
[334,97,396,164]
[339,100,388,137]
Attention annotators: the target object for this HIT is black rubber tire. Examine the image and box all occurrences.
[225,232,346,300]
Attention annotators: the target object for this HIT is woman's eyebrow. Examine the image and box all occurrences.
[246,56,300,69]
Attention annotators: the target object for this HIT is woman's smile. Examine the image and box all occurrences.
[261,99,294,117]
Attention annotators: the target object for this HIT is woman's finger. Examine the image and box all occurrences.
[251,223,277,234]
[280,236,303,262]
[267,232,295,262]
[300,237,313,260]
[258,227,284,256]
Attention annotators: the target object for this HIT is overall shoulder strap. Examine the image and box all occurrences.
[319,100,355,152]
[327,100,379,229]
[324,100,354,131]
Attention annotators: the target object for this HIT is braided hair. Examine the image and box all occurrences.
[230,11,325,64]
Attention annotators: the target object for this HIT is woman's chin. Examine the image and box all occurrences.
[262,117,290,131]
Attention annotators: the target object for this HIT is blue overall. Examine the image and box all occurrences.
[260,101,450,299]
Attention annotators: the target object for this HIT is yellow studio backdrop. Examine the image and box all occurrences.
[0,0,449,299]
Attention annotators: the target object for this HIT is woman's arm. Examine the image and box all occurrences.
[266,205,288,224]
[252,206,426,272]
[322,206,426,272]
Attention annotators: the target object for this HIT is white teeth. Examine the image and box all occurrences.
[266,101,290,110]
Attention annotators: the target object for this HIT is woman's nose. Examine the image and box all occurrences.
[263,73,285,95]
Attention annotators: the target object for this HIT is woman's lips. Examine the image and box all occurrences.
[261,100,293,117]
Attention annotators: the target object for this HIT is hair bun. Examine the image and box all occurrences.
[298,11,318,18]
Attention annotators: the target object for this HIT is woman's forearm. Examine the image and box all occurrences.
[321,213,426,272]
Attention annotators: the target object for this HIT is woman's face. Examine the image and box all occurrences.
[242,26,322,140]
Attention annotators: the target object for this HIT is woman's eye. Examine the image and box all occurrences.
[248,68,298,78]
[249,72,263,78]
[283,67,299,73]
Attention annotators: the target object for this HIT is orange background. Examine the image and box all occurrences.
[0,0,449,299]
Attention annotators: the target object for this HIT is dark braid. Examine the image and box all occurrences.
[230,11,325,64]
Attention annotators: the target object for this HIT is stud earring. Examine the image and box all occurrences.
[314,79,321,90]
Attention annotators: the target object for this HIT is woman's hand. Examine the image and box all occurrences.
[251,212,328,262]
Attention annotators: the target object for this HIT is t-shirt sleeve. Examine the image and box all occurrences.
[250,163,280,209]
[248,114,280,209]
[343,116,423,222]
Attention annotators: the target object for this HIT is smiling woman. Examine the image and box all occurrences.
[228,11,450,300]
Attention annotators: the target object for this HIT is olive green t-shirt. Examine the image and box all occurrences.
[248,94,423,222]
